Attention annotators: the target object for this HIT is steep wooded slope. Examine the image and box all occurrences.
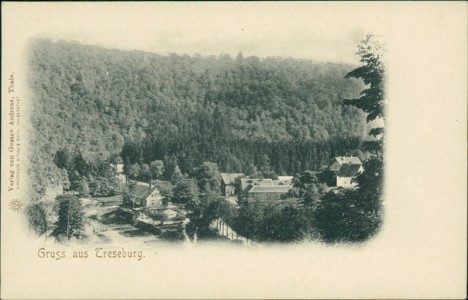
[28,39,365,200]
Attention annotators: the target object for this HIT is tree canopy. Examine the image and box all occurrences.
[52,194,84,241]
[23,36,391,246]
[344,34,385,124]
[27,39,367,204]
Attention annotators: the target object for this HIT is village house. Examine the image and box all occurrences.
[240,177,293,203]
[247,185,292,202]
[328,156,364,188]
[220,173,245,197]
[124,181,164,209]
[336,164,362,188]
[329,156,363,172]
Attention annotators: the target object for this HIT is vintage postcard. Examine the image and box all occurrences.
[1,2,466,299]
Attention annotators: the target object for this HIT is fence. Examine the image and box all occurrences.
[209,218,257,245]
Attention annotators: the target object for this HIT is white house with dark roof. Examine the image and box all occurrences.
[328,156,364,188]
[336,164,362,188]
[125,182,164,209]
[329,156,363,172]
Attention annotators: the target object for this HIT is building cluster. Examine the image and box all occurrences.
[221,156,364,204]
[221,173,294,204]
[108,156,364,239]
[123,181,186,228]
[124,181,164,208]
[119,156,363,210]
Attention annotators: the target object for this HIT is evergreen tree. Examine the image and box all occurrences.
[77,177,90,197]
[170,165,184,184]
[314,34,385,243]
[345,34,385,218]
[290,171,327,209]
[191,162,222,195]
[344,34,385,125]
[173,178,199,205]
[53,195,84,241]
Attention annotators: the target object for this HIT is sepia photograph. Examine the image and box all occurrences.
[25,27,384,248]
[1,2,466,299]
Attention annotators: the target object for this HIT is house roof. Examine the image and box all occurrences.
[273,176,294,185]
[220,173,245,185]
[128,184,158,200]
[248,185,292,194]
[240,178,273,191]
[337,163,362,177]
[334,156,362,166]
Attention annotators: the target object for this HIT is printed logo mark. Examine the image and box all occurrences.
[9,198,23,213]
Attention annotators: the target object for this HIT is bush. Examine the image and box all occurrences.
[25,202,48,236]
[314,190,382,243]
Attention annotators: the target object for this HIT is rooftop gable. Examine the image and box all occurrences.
[334,156,362,166]
[240,178,273,191]
[248,185,292,194]
[337,163,362,177]
[220,173,245,185]
[128,183,159,200]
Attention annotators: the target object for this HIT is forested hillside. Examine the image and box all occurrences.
[28,39,365,201]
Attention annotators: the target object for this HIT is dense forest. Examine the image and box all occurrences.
[27,39,366,202]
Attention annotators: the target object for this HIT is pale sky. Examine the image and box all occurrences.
[13,2,375,64]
